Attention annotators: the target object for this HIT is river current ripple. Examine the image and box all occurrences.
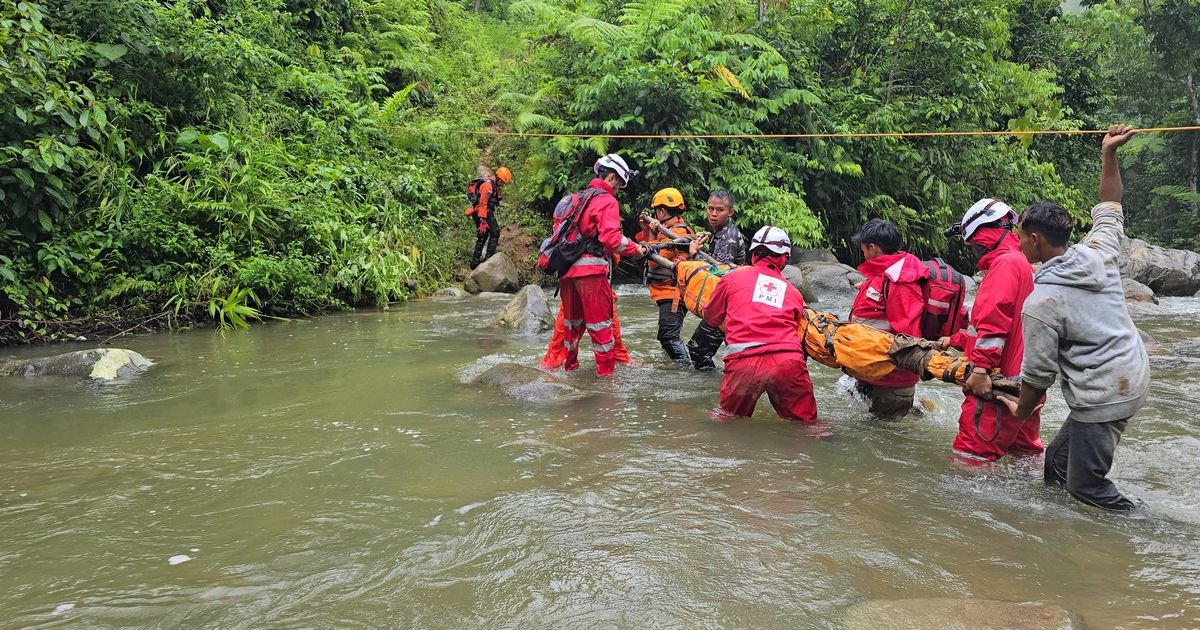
[1,290,1198,627]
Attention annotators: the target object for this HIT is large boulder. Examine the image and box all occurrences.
[0,348,153,382]
[464,253,520,294]
[844,598,1076,630]
[1118,238,1200,296]
[789,247,839,265]
[472,363,586,402]
[781,265,818,303]
[1122,277,1158,304]
[491,285,553,333]
[797,261,866,297]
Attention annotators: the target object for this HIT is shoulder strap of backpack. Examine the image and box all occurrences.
[550,189,603,245]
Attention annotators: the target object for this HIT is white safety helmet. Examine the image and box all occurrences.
[750,225,792,256]
[593,153,639,185]
[946,198,1016,242]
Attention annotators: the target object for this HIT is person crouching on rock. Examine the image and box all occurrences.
[639,187,695,366]
[700,226,818,422]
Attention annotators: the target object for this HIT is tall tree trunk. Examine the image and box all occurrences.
[474,0,481,12]
[758,0,766,23]
[1186,73,1200,214]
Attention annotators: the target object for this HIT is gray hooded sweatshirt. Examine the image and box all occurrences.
[1020,201,1150,423]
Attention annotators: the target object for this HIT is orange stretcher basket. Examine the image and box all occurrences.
[669,261,1010,392]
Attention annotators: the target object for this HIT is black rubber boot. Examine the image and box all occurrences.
[688,321,725,371]
[663,339,692,367]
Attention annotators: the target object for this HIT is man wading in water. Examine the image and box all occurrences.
[848,219,926,417]
[686,189,746,371]
[639,187,695,366]
[700,226,818,423]
[942,198,1043,462]
[999,124,1149,511]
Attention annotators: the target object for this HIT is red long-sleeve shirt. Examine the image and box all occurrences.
[850,251,926,387]
[947,229,1034,376]
[560,178,641,278]
[702,259,805,359]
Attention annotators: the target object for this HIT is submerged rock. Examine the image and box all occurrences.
[464,253,520,294]
[491,285,553,333]
[1119,238,1200,296]
[798,261,865,298]
[431,286,467,298]
[472,363,586,402]
[844,598,1076,630]
[781,265,818,303]
[0,348,153,382]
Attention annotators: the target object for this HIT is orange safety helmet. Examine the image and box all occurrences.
[651,187,685,209]
[495,166,512,183]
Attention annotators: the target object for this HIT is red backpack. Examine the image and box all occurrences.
[881,257,968,340]
[917,258,968,340]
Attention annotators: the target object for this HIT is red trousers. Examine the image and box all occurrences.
[953,394,1044,461]
[540,294,629,369]
[719,352,818,422]
[560,275,620,376]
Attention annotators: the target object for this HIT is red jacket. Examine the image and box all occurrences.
[561,178,641,279]
[701,259,805,359]
[851,251,925,387]
[948,228,1034,376]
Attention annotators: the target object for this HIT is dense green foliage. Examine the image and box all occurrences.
[1,0,1195,343]
[499,0,1136,257]
[1,0,507,342]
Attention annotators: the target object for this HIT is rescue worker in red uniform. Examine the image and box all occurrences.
[540,285,631,369]
[557,154,646,376]
[943,199,1044,461]
[701,226,818,422]
[849,219,926,417]
[639,187,694,365]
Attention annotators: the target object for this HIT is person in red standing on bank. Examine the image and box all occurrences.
[556,154,647,376]
[942,198,1044,461]
[849,219,926,417]
[701,226,818,422]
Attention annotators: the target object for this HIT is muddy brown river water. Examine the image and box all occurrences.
[1,288,1198,627]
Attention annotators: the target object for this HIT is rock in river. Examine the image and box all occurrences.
[0,348,153,382]
[472,363,586,402]
[797,261,866,298]
[464,253,520,294]
[844,598,1076,630]
[1119,238,1200,296]
[1122,277,1158,304]
[491,285,553,333]
[430,286,467,298]
[781,265,818,303]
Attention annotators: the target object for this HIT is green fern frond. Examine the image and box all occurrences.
[565,17,630,46]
